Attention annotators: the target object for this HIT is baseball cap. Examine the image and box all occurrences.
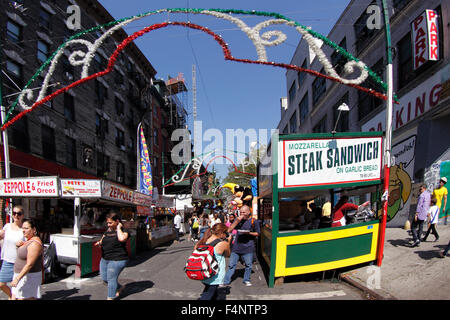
[440,177,447,184]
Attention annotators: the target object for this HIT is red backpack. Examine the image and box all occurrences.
[185,239,222,281]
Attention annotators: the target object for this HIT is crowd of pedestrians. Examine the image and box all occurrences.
[409,178,449,258]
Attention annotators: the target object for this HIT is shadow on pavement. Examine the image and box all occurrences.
[117,280,155,299]
[42,288,91,300]
[387,238,411,247]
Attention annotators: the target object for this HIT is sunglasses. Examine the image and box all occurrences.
[12,211,23,216]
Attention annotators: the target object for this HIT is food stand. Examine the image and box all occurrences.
[258,132,386,287]
[147,195,176,248]
[0,176,152,278]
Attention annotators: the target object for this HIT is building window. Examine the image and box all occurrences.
[96,152,110,177]
[95,113,109,138]
[94,54,107,73]
[6,20,22,43]
[359,59,384,121]
[289,111,297,133]
[62,55,74,81]
[393,0,411,13]
[96,80,108,106]
[288,81,296,104]
[354,3,377,53]
[41,125,56,161]
[299,92,309,125]
[37,40,49,62]
[39,9,51,30]
[331,38,347,75]
[154,128,158,146]
[115,128,125,148]
[333,92,349,132]
[397,32,414,89]
[297,60,307,87]
[65,137,77,168]
[116,161,125,183]
[312,69,326,106]
[6,60,22,79]
[11,114,29,153]
[64,93,75,121]
[115,97,124,116]
[313,116,327,133]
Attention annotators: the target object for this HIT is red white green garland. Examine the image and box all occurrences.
[2,8,392,130]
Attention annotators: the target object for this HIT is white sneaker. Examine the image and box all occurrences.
[244,281,252,287]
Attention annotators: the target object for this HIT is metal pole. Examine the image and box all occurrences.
[377,0,393,266]
[0,40,12,223]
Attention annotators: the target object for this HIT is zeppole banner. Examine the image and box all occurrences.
[278,136,383,188]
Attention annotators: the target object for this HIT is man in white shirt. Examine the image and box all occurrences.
[174,212,182,242]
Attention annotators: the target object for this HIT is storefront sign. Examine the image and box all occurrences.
[102,181,152,206]
[60,179,102,197]
[412,10,440,70]
[278,136,383,188]
[152,195,175,208]
[0,176,59,197]
[362,70,442,132]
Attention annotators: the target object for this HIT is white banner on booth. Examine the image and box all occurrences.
[278,137,383,189]
[60,179,102,197]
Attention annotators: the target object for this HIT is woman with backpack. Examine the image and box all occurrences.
[194,223,231,300]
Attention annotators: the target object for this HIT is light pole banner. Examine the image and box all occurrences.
[139,126,153,196]
[278,136,383,189]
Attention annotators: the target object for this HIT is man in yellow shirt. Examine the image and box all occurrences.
[432,177,448,222]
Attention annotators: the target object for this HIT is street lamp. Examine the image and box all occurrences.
[332,102,350,134]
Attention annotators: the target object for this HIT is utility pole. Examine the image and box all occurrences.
[192,65,197,158]
[377,0,394,267]
[0,40,12,226]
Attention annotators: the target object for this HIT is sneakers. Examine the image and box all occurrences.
[244,281,252,287]
[411,240,420,247]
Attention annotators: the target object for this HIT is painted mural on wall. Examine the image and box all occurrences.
[387,134,416,227]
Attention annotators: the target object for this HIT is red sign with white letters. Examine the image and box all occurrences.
[411,9,440,70]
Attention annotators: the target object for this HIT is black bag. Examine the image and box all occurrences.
[43,242,59,282]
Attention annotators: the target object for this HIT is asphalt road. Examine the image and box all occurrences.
[6,234,365,301]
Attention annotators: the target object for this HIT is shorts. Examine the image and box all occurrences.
[0,261,15,283]
[11,271,42,299]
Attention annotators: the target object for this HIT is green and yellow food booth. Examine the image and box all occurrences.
[0,176,151,278]
[257,132,387,287]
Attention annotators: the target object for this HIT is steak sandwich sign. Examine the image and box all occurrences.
[278,136,383,188]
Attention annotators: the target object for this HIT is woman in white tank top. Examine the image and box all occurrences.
[0,205,25,299]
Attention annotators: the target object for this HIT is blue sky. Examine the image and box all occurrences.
[98,0,350,179]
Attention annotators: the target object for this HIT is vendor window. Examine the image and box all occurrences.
[278,186,379,232]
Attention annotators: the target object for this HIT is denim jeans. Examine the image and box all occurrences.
[411,219,425,242]
[223,251,253,284]
[100,258,128,299]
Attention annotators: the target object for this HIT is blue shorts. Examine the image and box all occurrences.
[0,261,15,283]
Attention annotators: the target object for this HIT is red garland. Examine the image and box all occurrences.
[2,22,391,131]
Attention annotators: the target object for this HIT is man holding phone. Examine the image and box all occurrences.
[223,205,260,287]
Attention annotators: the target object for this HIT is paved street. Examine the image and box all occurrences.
[0,234,364,301]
